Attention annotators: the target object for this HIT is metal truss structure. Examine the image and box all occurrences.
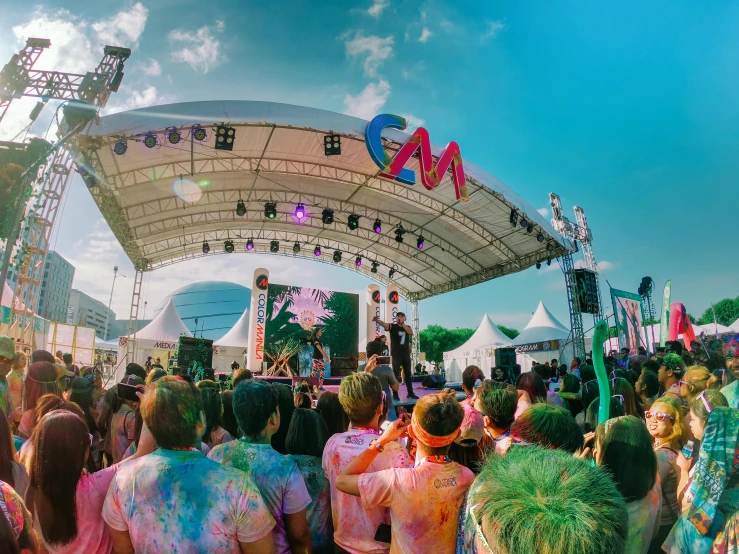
[0,38,130,350]
[549,193,604,360]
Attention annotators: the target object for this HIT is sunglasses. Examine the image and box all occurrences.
[645,411,674,422]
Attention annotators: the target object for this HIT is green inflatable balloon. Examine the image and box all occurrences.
[592,319,610,425]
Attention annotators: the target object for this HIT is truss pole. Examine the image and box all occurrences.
[411,300,419,370]
[126,269,144,362]
[561,251,586,361]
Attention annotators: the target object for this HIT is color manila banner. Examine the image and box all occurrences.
[660,280,671,346]
[611,288,644,354]
[385,284,400,357]
[367,285,381,347]
[247,268,269,371]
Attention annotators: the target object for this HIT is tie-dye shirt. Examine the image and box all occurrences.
[322,428,411,554]
[288,454,333,554]
[103,448,275,553]
[624,481,662,554]
[6,369,23,423]
[358,459,475,554]
[208,440,312,554]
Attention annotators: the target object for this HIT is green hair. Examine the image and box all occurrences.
[470,445,627,554]
[662,353,684,374]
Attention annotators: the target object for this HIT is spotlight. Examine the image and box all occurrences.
[113,141,127,155]
[333,250,342,263]
[526,224,534,233]
[270,240,279,253]
[215,124,236,151]
[314,245,321,257]
[78,167,97,189]
[355,255,362,267]
[109,63,124,92]
[536,262,541,270]
[546,242,555,253]
[167,128,181,145]
[347,214,360,230]
[322,209,334,224]
[389,268,395,279]
[373,219,382,233]
[293,242,300,254]
[417,235,425,250]
[547,258,552,266]
[264,202,277,219]
[235,200,246,217]
[324,134,341,156]
[202,241,210,254]
[143,134,157,148]
[246,239,254,251]
[537,233,545,242]
[395,228,404,244]
[224,240,234,253]
[29,101,44,122]
[371,261,379,273]
[294,203,305,219]
[192,126,207,141]
[509,209,518,228]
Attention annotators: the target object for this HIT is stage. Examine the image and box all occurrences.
[254,375,465,408]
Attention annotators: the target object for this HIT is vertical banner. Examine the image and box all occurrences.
[385,285,400,357]
[668,302,697,350]
[366,285,381,347]
[659,280,671,346]
[247,268,269,371]
[611,288,644,354]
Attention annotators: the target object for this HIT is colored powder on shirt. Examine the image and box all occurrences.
[624,482,662,554]
[6,369,23,423]
[288,454,333,553]
[110,404,136,463]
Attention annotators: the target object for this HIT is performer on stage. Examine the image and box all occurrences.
[372,312,418,400]
[310,327,327,389]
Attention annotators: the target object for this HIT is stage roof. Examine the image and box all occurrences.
[69,101,574,301]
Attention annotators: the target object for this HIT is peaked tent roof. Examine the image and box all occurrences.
[732,318,739,332]
[133,298,192,341]
[513,302,570,345]
[215,307,250,348]
[445,314,512,358]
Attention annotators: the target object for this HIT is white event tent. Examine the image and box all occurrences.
[443,314,513,381]
[117,299,191,380]
[514,302,575,368]
[604,322,735,353]
[213,308,249,374]
[732,318,739,332]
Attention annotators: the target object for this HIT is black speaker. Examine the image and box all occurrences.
[574,269,600,314]
[177,336,214,370]
[422,375,446,389]
[495,347,516,368]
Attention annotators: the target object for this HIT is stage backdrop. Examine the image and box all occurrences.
[611,288,644,354]
[265,285,359,358]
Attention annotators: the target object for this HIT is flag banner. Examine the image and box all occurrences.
[659,280,671,346]
[668,302,697,350]
[247,268,269,371]
[611,288,645,354]
[366,285,381,347]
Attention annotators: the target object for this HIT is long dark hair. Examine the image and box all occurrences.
[286,408,329,458]
[221,390,239,438]
[198,385,224,444]
[25,411,89,546]
[24,362,60,412]
[69,378,98,434]
[271,383,295,454]
[516,372,547,404]
[0,408,15,487]
[316,391,349,437]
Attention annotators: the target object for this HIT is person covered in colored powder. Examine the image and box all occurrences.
[335,389,474,554]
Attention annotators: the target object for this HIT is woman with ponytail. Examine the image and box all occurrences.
[679,366,720,403]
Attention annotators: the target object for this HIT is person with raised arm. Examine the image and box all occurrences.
[372,312,417,400]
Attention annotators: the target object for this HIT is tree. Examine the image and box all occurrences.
[696,297,739,327]
[419,325,475,364]
[497,325,520,340]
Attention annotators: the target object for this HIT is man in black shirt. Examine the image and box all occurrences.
[372,312,418,400]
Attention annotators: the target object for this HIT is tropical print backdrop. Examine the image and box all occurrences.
[265,285,359,358]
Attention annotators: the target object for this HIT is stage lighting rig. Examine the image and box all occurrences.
[235,200,246,217]
[270,240,279,253]
[324,134,341,156]
[224,240,234,253]
[373,219,382,233]
[394,226,405,244]
[509,209,518,228]
[167,128,181,144]
[110,62,124,92]
[526,224,534,233]
[537,233,545,243]
[314,245,321,257]
[294,203,305,219]
[192,125,207,141]
[215,124,236,151]
[417,235,425,250]
[264,202,277,219]
[546,242,555,253]
[536,262,542,270]
[321,209,334,224]
[355,255,362,267]
[333,250,342,263]
[347,214,360,230]
[389,268,395,279]
[246,239,254,251]
[143,133,157,148]
[371,261,379,273]
[519,217,528,229]
[293,242,300,253]
[202,241,210,254]
[113,141,127,155]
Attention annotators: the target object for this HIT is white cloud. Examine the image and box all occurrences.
[169,21,225,73]
[399,113,425,130]
[419,28,432,43]
[344,80,391,120]
[140,58,162,77]
[343,32,394,77]
[481,20,505,42]
[537,207,549,217]
[104,85,176,114]
[367,0,389,18]
[91,2,148,47]
[574,259,617,271]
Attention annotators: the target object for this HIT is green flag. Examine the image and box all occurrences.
[659,280,671,346]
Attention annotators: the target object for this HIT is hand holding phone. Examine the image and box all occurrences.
[117,383,144,402]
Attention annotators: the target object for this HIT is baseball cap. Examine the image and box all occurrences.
[0,336,15,361]
[454,402,485,447]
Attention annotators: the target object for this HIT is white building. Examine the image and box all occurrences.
[38,251,75,323]
[67,289,116,340]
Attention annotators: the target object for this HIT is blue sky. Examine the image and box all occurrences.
[0,0,736,333]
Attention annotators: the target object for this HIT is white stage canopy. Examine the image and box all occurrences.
[70,101,574,303]
[213,307,249,373]
[514,302,576,368]
[443,314,512,381]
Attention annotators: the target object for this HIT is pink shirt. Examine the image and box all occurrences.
[322,428,411,554]
[358,459,474,554]
[110,404,136,463]
[35,464,119,554]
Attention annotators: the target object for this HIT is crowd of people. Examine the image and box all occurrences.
[0,332,738,553]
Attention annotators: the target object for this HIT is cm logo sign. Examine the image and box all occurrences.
[365,114,469,202]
